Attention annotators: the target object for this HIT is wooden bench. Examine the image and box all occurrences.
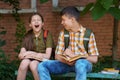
[15,70,120,80]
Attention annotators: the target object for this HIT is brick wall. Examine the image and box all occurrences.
[0,0,120,60]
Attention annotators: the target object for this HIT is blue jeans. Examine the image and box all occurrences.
[38,59,92,80]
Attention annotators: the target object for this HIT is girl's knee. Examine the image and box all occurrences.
[19,59,30,70]
[21,59,31,65]
[19,64,28,71]
[29,61,39,71]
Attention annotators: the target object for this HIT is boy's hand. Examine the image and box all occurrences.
[66,60,75,66]
[63,48,74,57]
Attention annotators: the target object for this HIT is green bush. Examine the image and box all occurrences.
[0,27,20,80]
[0,53,19,80]
[92,56,120,72]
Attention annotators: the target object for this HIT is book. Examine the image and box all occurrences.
[101,70,119,74]
[100,68,119,74]
[59,54,88,62]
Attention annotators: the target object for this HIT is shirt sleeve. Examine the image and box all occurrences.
[88,32,99,56]
[46,31,54,48]
[55,31,65,54]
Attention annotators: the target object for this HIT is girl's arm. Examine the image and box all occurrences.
[18,47,27,60]
[28,48,52,61]
[42,47,52,59]
[18,47,35,60]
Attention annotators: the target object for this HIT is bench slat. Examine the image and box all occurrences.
[15,70,120,79]
[52,72,120,79]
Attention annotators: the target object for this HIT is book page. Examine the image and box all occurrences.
[59,54,88,62]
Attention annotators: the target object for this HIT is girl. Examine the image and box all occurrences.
[17,13,54,80]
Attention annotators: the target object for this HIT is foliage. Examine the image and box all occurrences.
[0,27,6,60]
[0,0,20,12]
[92,56,120,72]
[0,0,26,53]
[14,20,26,53]
[39,0,48,4]
[0,1,26,79]
[81,0,120,67]
[81,0,120,20]
[0,53,19,80]
[0,27,6,48]
[0,27,19,80]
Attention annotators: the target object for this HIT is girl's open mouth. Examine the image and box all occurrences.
[35,25,39,28]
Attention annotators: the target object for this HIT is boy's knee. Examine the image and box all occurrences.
[38,63,44,72]
[75,59,87,72]
[38,63,42,69]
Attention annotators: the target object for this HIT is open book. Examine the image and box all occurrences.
[59,54,88,62]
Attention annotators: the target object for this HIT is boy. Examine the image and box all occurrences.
[38,6,99,80]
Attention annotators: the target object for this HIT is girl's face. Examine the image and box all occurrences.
[29,14,44,33]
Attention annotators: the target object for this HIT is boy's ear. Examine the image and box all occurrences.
[71,17,76,21]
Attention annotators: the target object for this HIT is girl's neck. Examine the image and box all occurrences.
[34,30,41,37]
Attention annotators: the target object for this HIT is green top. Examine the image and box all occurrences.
[33,30,54,53]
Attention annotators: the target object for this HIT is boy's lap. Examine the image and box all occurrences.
[38,60,74,74]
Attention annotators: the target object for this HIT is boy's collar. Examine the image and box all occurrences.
[78,26,84,33]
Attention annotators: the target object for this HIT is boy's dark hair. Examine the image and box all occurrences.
[61,6,80,21]
[29,12,44,23]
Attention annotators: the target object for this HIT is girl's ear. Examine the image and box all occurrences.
[42,22,44,26]
[29,24,32,27]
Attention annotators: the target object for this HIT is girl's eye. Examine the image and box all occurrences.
[38,19,41,21]
[31,19,41,22]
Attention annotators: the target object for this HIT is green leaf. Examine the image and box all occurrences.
[0,40,6,47]
[91,2,107,20]
[100,0,113,10]
[113,0,120,6]
[39,0,48,4]
[0,31,6,35]
[0,49,5,54]
[108,7,120,20]
[81,3,94,16]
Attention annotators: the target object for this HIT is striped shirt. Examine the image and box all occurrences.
[55,27,99,56]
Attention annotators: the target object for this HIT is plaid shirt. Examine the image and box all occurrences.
[55,27,99,56]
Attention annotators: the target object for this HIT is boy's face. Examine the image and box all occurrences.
[61,15,73,31]
[29,14,44,33]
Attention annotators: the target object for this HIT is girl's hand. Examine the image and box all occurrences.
[24,51,37,58]
[19,51,36,59]
[24,54,34,59]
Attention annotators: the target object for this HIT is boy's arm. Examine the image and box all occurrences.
[86,55,98,63]
[87,32,99,63]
